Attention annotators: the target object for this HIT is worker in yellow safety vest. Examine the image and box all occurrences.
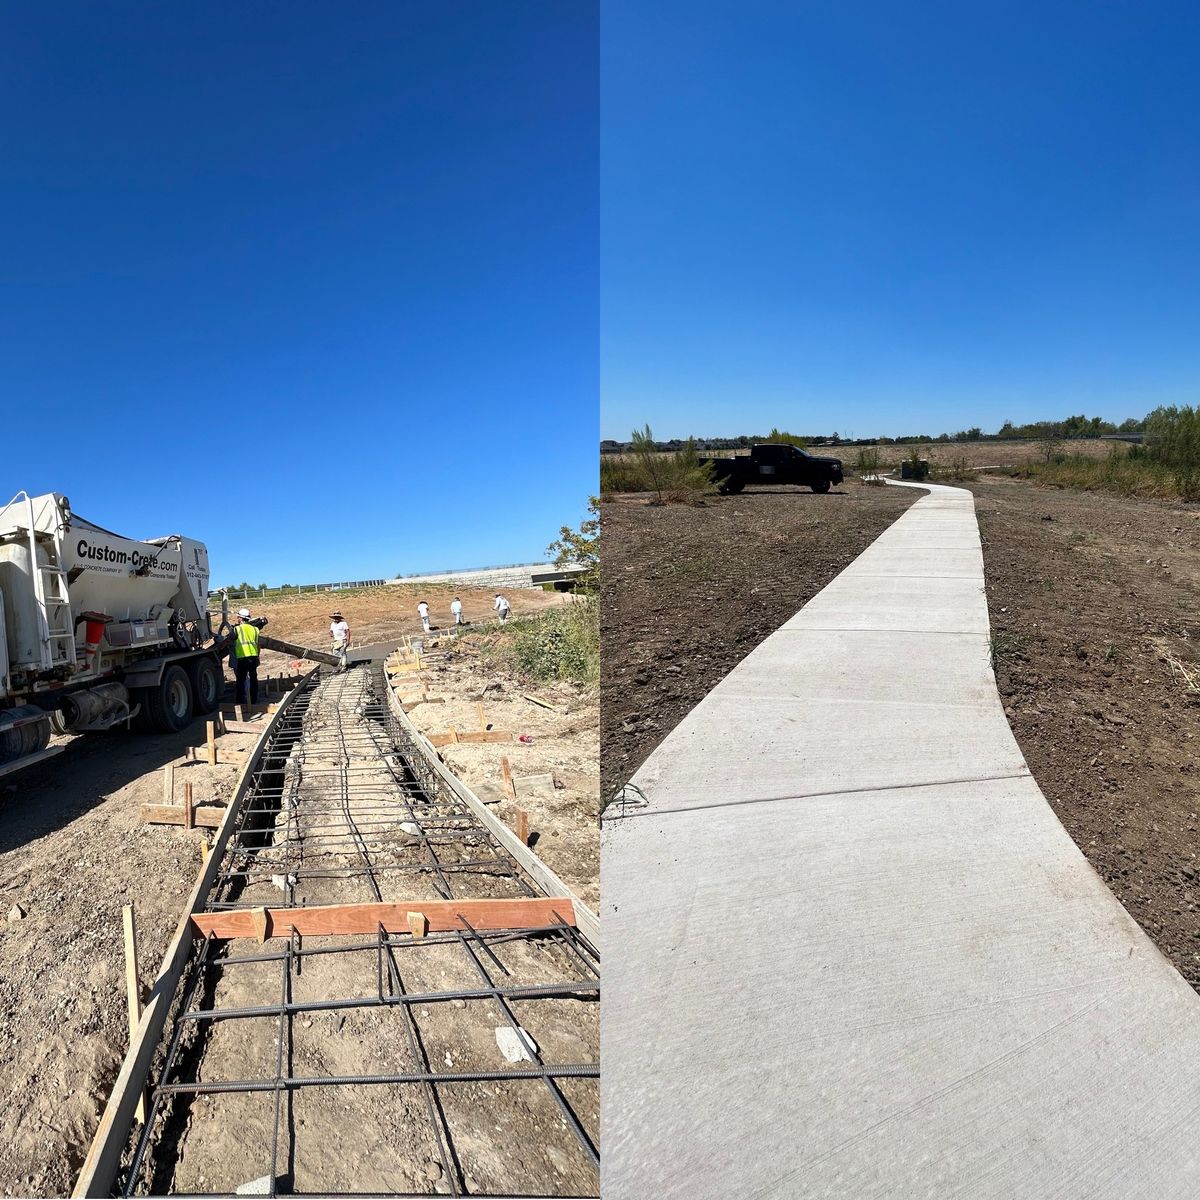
[233,606,261,706]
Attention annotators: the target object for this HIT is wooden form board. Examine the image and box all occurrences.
[189,897,575,941]
[73,667,320,1199]
[384,679,600,950]
[428,729,513,748]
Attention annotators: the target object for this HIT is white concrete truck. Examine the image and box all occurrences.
[0,491,225,770]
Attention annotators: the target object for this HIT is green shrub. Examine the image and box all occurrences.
[600,424,715,500]
[481,598,599,686]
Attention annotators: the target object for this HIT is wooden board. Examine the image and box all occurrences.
[190,897,575,940]
[428,729,513,748]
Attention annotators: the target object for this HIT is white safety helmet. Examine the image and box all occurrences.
[238,607,251,619]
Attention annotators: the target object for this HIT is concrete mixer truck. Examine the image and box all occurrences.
[0,491,225,771]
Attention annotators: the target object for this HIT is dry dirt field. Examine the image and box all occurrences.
[0,588,592,1197]
[217,584,566,652]
[964,473,1200,991]
[397,640,599,909]
[847,436,1117,470]
[600,482,918,798]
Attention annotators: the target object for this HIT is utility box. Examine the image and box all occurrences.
[900,459,930,481]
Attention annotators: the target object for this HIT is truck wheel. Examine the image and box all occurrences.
[24,718,50,755]
[720,479,745,495]
[0,729,21,764]
[140,665,195,733]
[0,719,50,763]
[811,480,831,493]
[189,656,223,715]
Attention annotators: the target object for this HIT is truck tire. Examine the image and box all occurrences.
[719,479,745,495]
[811,480,831,493]
[188,656,223,715]
[139,665,195,733]
[0,718,50,763]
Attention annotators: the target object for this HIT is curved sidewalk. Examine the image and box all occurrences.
[601,480,1200,1198]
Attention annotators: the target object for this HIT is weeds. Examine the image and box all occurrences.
[601,424,716,502]
[931,454,977,482]
[1003,414,1200,502]
[477,597,599,686]
[989,629,1028,666]
[852,446,883,483]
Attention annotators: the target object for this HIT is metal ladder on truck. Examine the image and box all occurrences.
[17,492,78,672]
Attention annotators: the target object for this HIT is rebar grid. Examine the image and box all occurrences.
[119,664,599,1198]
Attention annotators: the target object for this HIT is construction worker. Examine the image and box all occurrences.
[494,593,511,624]
[329,610,351,670]
[450,595,464,626]
[233,607,261,706]
[417,599,431,633]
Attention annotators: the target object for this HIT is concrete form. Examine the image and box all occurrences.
[601,480,1200,1198]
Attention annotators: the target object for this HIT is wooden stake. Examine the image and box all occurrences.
[407,910,428,938]
[162,764,174,805]
[121,905,147,1124]
[206,721,217,766]
[183,782,194,831]
[501,757,516,800]
[477,701,485,731]
[515,807,529,846]
[251,906,272,943]
[238,703,250,723]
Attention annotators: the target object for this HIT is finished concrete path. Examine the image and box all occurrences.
[601,480,1200,1198]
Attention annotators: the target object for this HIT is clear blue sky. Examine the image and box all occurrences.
[2,2,596,588]
[602,1,1200,442]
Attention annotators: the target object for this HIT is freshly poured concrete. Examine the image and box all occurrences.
[601,481,1200,1198]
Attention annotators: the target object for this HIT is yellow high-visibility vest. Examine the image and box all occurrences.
[234,622,260,659]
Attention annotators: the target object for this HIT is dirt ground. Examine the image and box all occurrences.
[0,709,284,1197]
[217,585,567,653]
[398,644,599,909]
[960,474,1200,991]
[600,483,918,798]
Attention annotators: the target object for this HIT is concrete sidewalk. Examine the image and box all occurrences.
[601,480,1200,1198]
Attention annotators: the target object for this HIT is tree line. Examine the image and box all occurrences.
[600,413,1147,454]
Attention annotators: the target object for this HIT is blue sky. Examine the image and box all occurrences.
[602,1,1200,441]
[2,3,596,588]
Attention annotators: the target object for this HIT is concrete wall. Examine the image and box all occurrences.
[386,562,583,590]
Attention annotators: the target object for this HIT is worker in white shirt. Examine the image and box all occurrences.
[450,596,464,626]
[329,611,351,670]
[494,593,511,624]
[417,599,431,633]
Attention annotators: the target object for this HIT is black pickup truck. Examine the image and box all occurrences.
[699,443,844,494]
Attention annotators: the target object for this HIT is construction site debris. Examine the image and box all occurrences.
[495,1026,539,1064]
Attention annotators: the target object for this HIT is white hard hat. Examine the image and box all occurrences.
[238,607,251,618]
